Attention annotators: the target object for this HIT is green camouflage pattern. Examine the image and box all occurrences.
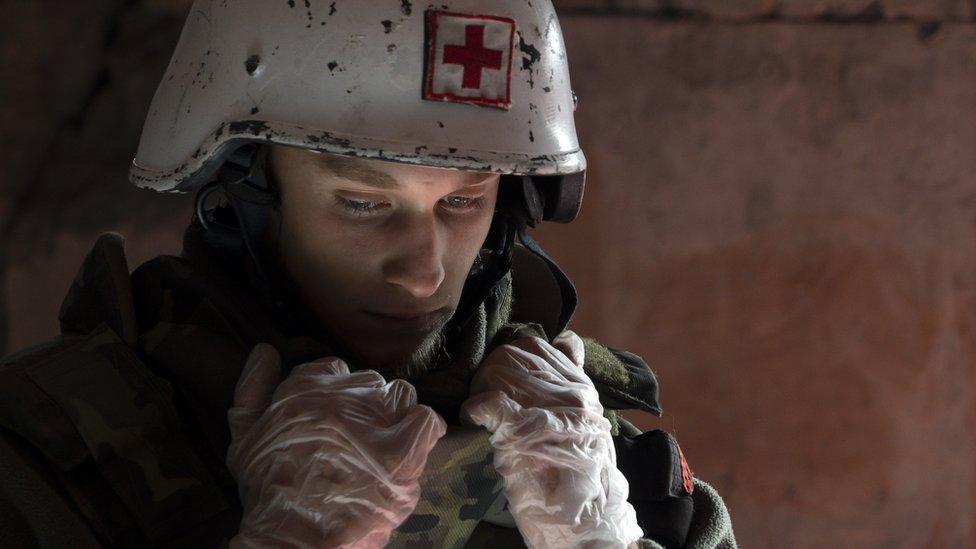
[1,233,238,546]
[390,426,507,548]
[0,322,231,546]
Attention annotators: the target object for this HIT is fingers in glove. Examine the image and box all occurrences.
[473,343,596,411]
[229,357,445,549]
[229,343,283,436]
[271,360,380,403]
[470,343,558,398]
[460,390,525,432]
[287,356,354,379]
[551,330,586,369]
[335,377,420,428]
[512,335,589,385]
[384,378,422,416]
[235,343,283,411]
[379,404,447,480]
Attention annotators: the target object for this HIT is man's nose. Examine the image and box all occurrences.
[382,214,446,298]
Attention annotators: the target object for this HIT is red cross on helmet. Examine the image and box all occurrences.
[130,0,585,222]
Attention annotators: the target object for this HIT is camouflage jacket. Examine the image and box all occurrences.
[0,230,735,549]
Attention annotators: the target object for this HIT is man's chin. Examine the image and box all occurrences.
[344,330,447,380]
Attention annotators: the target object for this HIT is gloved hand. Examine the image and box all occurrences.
[227,343,447,549]
[461,331,643,549]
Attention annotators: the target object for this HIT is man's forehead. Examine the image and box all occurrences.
[311,151,493,189]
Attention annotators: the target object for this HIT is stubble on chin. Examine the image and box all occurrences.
[346,329,448,381]
[393,330,448,380]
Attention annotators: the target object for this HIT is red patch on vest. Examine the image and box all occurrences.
[677,441,694,495]
[424,10,516,110]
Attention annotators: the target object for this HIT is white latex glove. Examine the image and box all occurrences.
[227,343,447,549]
[461,331,643,549]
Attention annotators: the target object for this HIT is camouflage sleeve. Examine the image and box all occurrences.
[0,429,102,548]
[0,322,234,547]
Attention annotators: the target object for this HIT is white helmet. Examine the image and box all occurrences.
[131,0,585,221]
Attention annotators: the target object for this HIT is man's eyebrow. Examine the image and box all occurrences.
[317,154,399,189]
[460,172,495,186]
[316,153,495,189]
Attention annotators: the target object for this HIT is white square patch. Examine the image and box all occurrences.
[424,10,516,110]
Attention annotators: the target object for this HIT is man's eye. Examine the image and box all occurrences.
[442,196,483,210]
[347,199,378,210]
[336,196,388,215]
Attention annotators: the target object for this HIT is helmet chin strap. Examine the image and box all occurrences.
[194,143,301,331]
[508,175,579,335]
[514,225,578,336]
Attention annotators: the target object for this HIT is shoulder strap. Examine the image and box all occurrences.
[515,227,578,336]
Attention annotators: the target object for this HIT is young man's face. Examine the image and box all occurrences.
[269,146,500,377]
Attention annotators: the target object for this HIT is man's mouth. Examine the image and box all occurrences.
[361,307,452,332]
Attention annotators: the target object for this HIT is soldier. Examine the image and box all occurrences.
[0,1,735,548]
